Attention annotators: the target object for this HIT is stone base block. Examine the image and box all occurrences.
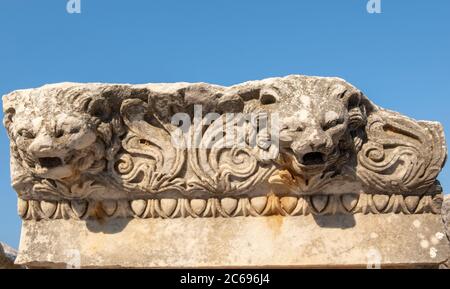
[16,214,450,268]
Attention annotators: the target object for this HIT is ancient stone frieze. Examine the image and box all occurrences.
[3,75,447,214]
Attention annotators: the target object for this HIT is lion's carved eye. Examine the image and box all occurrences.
[17,128,35,139]
[69,127,81,134]
[322,112,344,131]
[322,110,345,131]
[323,118,344,131]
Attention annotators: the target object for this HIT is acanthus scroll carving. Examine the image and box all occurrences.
[186,112,277,195]
[110,98,186,194]
[357,110,447,194]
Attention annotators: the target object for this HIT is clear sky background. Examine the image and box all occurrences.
[0,0,449,248]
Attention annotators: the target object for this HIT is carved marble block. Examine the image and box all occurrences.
[3,75,449,268]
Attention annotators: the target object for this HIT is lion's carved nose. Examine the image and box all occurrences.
[28,135,55,157]
[287,128,334,166]
[309,135,327,151]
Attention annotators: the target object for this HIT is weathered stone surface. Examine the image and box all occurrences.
[2,76,447,201]
[0,242,22,269]
[443,195,450,240]
[16,214,449,268]
[441,195,450,268]
[3,75,449,268]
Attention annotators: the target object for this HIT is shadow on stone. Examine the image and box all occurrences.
[84,218,131,234]
[313,214,356,229]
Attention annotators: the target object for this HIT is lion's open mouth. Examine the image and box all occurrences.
[38,157,63,169]
[301,152,326,166]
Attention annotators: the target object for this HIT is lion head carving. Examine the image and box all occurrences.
[226,76,367,186]
[3,84,120,197]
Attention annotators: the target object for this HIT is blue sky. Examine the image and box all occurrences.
[0,0,449,248]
